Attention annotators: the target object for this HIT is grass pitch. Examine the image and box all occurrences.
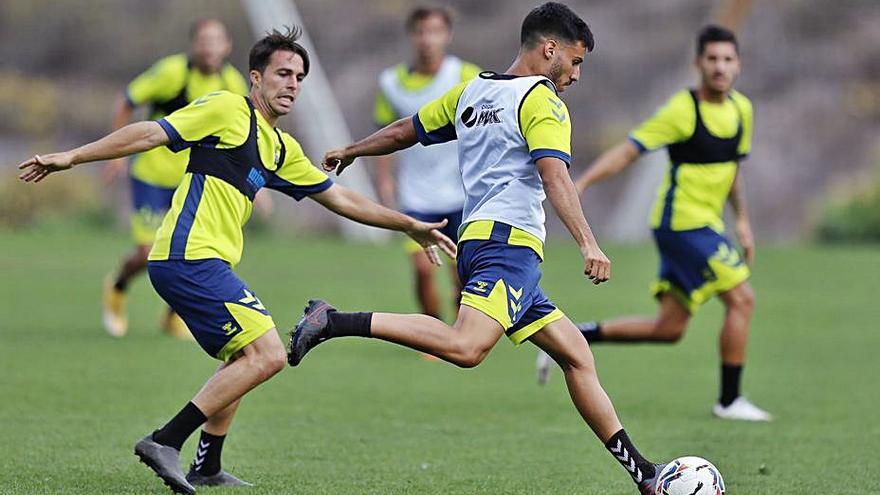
[1,226,878,494]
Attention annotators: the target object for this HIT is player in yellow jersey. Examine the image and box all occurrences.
[19,28,455,494]
[374,7,481,323]
[102,18,250,339]
[290,4,672,493]
[538,25,771,422]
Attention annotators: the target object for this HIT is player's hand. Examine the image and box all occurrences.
[102,157,128,185]
[582,244,611,285]
[405,218,457,266]
[735,217,755,265]
[322,149,355,176]
[18,152,75,183]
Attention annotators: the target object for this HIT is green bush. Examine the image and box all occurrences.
[816,178,880,243]
[0,173,115,230]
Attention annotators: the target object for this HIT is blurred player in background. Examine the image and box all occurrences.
[102,18,251,339]
[293,4,671,493]
[20,28,454,494]
[374,6,480,323]
[538,25,771,422]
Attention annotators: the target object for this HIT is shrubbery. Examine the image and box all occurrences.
[816,176,880,243]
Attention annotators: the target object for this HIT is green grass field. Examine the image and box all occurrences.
[1,227,878,494]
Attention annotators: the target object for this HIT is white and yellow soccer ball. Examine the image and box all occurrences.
[655,456,725,495]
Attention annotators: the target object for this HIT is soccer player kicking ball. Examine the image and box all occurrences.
[290,4,668,493]
[19,28,454,495]
[538,26,771,422]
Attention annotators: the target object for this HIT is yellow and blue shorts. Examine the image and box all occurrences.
[131,176,176,245]
[457,237,564,345]
[403,209,463,255]
[651,227,750,313]
[147,259,277,361]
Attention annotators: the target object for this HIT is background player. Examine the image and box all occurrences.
[19,27,455,494]
[538,25,771,422]
[293,4,670,493]
[374,6,480,322]
[101,18,250,339]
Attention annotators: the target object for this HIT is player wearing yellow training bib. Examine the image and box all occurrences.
[373,7,481,324]
[294,5,671,494]
[101,19,249,340]
[18,28,455,493]
[558,25,772,422]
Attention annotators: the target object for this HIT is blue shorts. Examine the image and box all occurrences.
[652,227,751,313]
[148,259,277,361]
[402,209,463,254]
[457,239,564,345]
[131,176,176,245]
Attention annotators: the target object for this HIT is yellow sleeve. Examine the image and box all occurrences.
[373,89,397,127]
[222,65,250,96]
[520,83,572,166]
[126,54,188,107]
[460,61,482,82]
[158,91,248,152]
[413,81,468,146]
[732,92,753,158]
[628,90,694,153]
[266,134,333,200]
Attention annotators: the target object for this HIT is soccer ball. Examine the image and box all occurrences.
[655,456,725,495]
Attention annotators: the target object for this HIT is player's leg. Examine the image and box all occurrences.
[103,242,151,337]
[580,294,691,343]
[712,281,770,420]
[538,296,690,385]
[529,315,666,492]
[411,249,442,319]
[136,260,285,493]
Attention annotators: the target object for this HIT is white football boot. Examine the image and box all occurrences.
[712,396,773,422]
[536,349,553,385]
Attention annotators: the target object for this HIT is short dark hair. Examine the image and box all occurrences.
[697,25,738,55]
[249,26,310,76]
[189,18,230,40]
[405,6,453,32]
[521,2,594,52]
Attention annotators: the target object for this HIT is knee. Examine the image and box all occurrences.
[450,342,491,369]
[558,350,597,376]
[652,321,686,343]
[727,286,755,314]
[414,264,434,284]
[252,346,287,379]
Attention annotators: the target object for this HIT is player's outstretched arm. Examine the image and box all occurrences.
[728,171,755,265]
[537,156,610,285]
[310,184,457,264]
[573,139,641,193]
[322,117,418,176]
[18,121,169,183]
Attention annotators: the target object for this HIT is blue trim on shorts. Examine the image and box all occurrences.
[169,174,206,259]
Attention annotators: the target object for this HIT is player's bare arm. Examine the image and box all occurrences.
[309,184,457,264]
[18,121,169,183]
[573,139,641,193]
[727,171,755,265]
[322,117,417,175]
[537,156,610,285]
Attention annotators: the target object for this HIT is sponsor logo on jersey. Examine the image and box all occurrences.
[461,103,504,128]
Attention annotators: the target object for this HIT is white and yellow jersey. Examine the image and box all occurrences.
[413,72,572,255]
[374,56,480,213]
